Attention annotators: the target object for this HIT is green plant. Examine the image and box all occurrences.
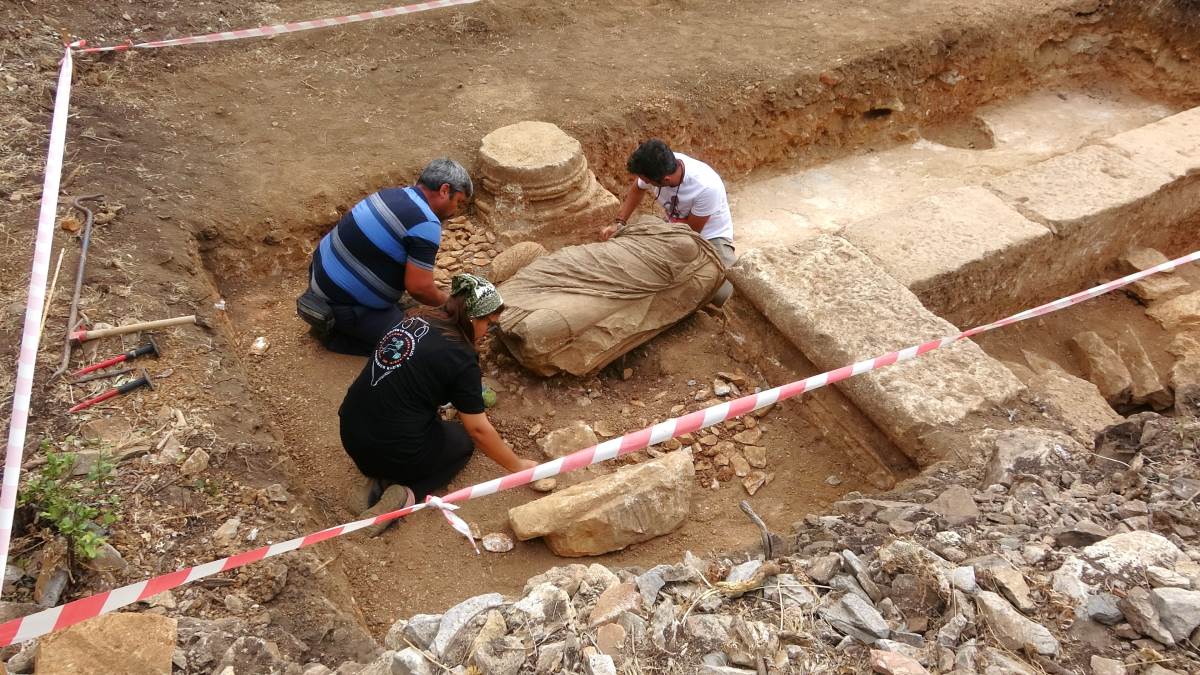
[19,446,120,560]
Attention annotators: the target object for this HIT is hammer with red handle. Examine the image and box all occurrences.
[68,369,155,414]
[70,337,160,378]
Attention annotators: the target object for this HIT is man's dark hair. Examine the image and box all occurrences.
[626,139,678,183]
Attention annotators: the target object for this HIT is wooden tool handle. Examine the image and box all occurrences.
[74,315,196,342]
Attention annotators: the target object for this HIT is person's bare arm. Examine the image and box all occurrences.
[600,179,645,241]
[460,412,537,473]
[671,212,711,234]
[404,261,449,306]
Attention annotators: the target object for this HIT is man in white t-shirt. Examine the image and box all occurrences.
[600,139,736,305]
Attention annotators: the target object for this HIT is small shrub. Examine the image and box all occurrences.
[19,443,120,560]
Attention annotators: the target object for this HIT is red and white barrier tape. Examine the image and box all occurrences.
[0,44,78,600]
[1,249,1196,645]
[75,0,479,53]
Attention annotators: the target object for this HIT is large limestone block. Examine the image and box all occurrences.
[1148,291,1200,331]
[1069,331,1132,406]
[1106,106,1200,179]
[986,145,1174,238]
[1117,329,1172,410]
[508,450,694,557]
[840,186,1052,325]
[36,613,177,674]
[1026,369,1120,442]
[727,236,1023,465]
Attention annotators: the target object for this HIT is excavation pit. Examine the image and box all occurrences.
[127,0,1200,639]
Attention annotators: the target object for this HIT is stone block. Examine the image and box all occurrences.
[1069,331,1132,406]
[1148,291,1200,331]
[36,613,176,674]
[1117,329,1172,410]
[1128,275,1192,304]
[1119,248,1171,274]
[986,144,1195,294]
[1171,357,1200,418]
[727,236,1022,465]
[978,427,1081,488]
[840,186,1052,325]
[987,145,1174,238]
[1025,368,1120,442]
[1105,106,1200,179]
[1118,248,1193,304]
[508,450,694,556]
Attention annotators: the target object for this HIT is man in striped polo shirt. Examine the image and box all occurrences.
[300,158,473,354]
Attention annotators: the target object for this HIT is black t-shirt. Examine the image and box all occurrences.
[339,315,485,453]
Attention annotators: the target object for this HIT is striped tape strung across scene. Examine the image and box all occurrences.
[75,0,479,53]
[1,249,1197,646]
[0,43,79,601]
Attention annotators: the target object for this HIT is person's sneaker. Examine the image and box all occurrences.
[360,485,415,538]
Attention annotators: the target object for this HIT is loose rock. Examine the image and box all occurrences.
[974,591,1059,656]
[509,451,694,556]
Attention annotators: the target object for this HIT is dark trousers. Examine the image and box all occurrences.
[342,420,475,501]
[322,302,407,356]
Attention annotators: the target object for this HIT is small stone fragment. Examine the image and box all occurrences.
[595,622,626,658]
[1087,593,1124,625]
[1149,587,1200,643]
[589,581,642,627]
[482,533,514,553]
[742,445,767,469]
[743,471,770,496]
[869,649,930,675]
[1090,655,1126,675]
[974,591,1058,656]
[930,485,979,525]
[180,449,210,476]
[730,454,751,477]
[213,518,240,549]
[1119,587,1174,646]
[540,421,599,459]
[1054,520,1109,548]
[530,478,557,492]
[732,429,762,445]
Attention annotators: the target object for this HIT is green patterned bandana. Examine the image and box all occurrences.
[451,273,504,318]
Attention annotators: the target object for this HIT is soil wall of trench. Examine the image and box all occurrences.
[200,0,1200,282]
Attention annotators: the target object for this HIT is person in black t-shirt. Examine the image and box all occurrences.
[339,274,537,536]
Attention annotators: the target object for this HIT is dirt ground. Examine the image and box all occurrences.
[1,0,1199,661]
[227,264,873,628]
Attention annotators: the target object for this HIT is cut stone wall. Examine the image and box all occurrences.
[728,235,1024,467]
[839,106,1200,327]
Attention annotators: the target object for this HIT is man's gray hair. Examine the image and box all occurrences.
[418,158,474,198]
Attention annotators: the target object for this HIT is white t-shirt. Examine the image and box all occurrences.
[636,152,734,241]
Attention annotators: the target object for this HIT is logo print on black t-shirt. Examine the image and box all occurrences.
[370,317,430,386]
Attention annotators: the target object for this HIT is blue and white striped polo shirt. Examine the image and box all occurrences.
[310,187,442,309]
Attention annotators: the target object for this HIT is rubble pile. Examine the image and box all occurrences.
[292,413,1197,675]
